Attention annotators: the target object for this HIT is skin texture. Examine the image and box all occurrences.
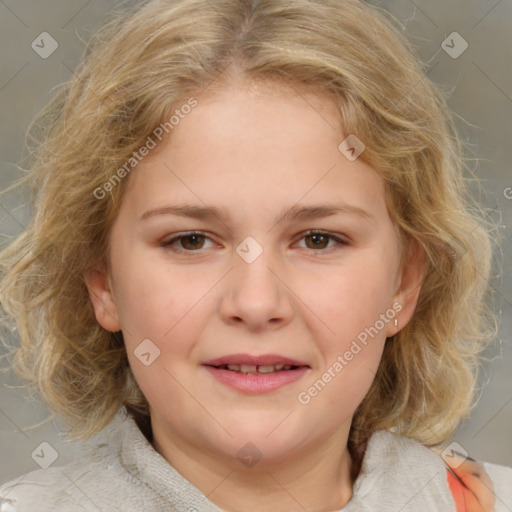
[85,81,425,512]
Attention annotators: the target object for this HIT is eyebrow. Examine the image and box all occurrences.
[140,202,374,224]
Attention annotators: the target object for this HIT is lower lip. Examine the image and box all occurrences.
[203,366,309,394]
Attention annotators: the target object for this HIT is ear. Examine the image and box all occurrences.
[386,237,426,337]
[84,266,122,332]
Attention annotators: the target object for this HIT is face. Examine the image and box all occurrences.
[86,81,423,468]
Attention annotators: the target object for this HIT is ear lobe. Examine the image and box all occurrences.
[84,267,122,332]
[386,238,426,337]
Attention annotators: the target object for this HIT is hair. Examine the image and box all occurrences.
[0,0,499,466]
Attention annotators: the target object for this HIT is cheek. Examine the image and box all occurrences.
[114,256,218,380]
[310,262,394,410]
[306,332,387,418]
[112,253,199,337]
[310,263,395,344]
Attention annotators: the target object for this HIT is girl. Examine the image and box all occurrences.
[0,0,511,510]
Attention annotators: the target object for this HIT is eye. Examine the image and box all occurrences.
[162,230,348,255]
[162,231,218,253]
[295,230,348,254]
[162,232,214,253]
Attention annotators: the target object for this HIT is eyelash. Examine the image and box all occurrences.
[161,230,348,256]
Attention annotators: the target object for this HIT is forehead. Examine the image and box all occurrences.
[118,81,386,226]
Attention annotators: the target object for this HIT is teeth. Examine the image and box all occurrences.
[222,364,298,374]
[257,365,275,373]
[240,364,257,373]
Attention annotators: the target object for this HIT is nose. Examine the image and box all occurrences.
[218,242,295,332]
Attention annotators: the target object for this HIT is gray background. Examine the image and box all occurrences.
[0,0,511,484]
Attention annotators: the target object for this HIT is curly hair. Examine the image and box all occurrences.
[0,0,499,454]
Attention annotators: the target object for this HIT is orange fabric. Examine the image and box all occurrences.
[444,455,495,512]
[448,469,467,510]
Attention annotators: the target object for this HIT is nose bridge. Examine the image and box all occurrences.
[219,234,294,328]
[234,234,281,299]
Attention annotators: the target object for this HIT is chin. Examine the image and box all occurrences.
[217,417,311,462]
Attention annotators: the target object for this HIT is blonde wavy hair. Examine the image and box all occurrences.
[0,0,499,458]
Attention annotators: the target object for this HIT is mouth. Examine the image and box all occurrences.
[206,363,304,375]
[203,354,310,372]
[202,354,311,393]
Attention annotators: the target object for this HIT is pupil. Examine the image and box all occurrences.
[183,234,202,249]
[309,234,326,248]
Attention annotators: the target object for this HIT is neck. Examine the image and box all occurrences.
[150,420,356,512]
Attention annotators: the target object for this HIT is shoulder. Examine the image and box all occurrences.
[365,429,448,471]
[0,465,88,512]
[0,411,150,512]
[0,443,133,512]
[353,430,456,510]
[483,459,512,486]
[357,430,512,511]
[482,461,512,510]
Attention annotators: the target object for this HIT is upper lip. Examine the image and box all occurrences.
[203,353,310,367]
